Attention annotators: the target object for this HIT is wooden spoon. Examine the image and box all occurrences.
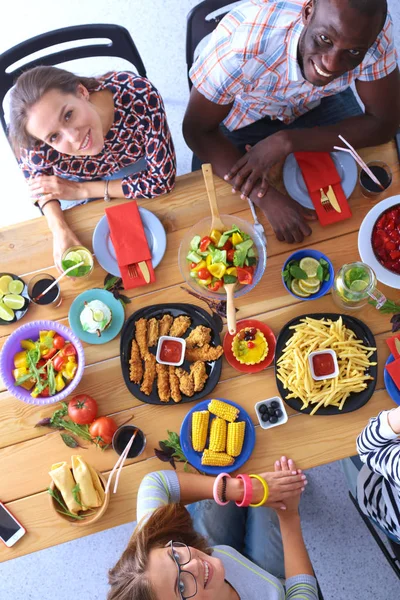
[202,164,225,231]
[201,163,237,335]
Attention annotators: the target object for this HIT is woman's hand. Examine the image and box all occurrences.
[274,456,303,514]
[29,175,86,202]
[52,225,82,273]
[250,458,307,510]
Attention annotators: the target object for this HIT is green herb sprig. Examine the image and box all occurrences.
[283,258,330,288]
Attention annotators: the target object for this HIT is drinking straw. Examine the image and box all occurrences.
[33,261,84,301]
[334,135,385,190]
[104,430,138,495]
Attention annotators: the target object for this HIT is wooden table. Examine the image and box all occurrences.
[1,142,398,561]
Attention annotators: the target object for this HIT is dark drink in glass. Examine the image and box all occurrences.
[112,425,146,458]
[28,274,61,307]
[359,161,392,198]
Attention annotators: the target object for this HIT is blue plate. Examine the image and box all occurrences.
[384,354,400,406]
[180,398,256,475]
[68,289,125,345]
[92,207,167,277]
[282,248,334,301]
[283,151,357,210]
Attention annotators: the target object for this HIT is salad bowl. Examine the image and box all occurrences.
[178,214,267,300]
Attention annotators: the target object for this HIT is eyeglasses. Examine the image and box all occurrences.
[167,541,198,600]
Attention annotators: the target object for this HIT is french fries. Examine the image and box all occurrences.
[276,317,376,415]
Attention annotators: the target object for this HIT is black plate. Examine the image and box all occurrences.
[0,273,30,326]
[275,313,377,415]
[120,303,223,405]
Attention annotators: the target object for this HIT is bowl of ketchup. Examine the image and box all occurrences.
[308,349,339,381]
[156,336,186,366]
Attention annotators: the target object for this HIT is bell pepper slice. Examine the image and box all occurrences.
[210,229,222,245]
[55,372,66,392]
[226,267,237,276]
[20,340,37,351]
[199,236,213,252]
[191,260,207,273]
[208,262,226,279]
[14,350,27,370]
[232,232,243,246]
[237,266,253,285]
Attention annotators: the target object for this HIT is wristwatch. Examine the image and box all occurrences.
[104,180,111,202]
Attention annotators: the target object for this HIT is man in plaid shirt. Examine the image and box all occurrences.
[183,0,399,243]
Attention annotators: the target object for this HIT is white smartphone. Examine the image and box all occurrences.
[0,502,26,547]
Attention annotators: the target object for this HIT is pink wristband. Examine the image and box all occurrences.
[213,472,231,506]
[235,474,253,507]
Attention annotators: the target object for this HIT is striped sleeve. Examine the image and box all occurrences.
[357,14,398,82]
[356,410,400,490]
[136,470,180,527]
[285,574,318,599]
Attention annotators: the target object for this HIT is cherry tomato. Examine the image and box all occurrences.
[208,280,223,292]
[190,262,197,269]
[63,343,77,357]
[247,341,255,349]
[53,354,66,372]
[89,416,118,447]
[199,236,212,252]
[68,394,98,425]
[53,334,65,350]
[42,347,57,359]
[221,240,233,251]
[197,268,211,280]
[237,267,253,285]
[227,249,236,263]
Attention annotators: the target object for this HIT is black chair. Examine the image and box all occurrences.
[186,0,242,89]
[0,23,146,135]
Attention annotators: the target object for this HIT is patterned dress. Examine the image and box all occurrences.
[18,71,176,199]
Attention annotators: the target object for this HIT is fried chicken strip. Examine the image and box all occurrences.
[140,353,156,396]
[156,363,170,403]
[190,361,208,393]
[169,365,182,403]
[175,368,195,397]
[185,344,224,363]
[135,318,148,359]
[129,339,143,384]
[147,317,159,347]
[185,325,212,349]
[159,314,173,337]
[169,315,191,338]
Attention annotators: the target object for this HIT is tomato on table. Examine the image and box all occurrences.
[199,236,213,252]
[68,394,98,425]
[89,416,118,446]
[53,335,65,350]
[197,268,211,280]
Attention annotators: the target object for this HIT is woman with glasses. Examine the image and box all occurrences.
[107,456,318,599]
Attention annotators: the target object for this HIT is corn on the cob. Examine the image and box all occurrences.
[191,411,209,452]
[201,449,234,467]
[227,421,246,457]
[209,417,227,452]
[208,399,239,423]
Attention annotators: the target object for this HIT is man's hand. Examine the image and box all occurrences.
[259,188,316,243]
[29,175,86,203]
[224,134,289,199]
[52,226,82,273]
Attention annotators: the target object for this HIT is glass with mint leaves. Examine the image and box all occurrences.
[333,262,386,311]
[61,246,94,279]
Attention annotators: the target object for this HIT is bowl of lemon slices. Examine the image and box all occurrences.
[282,249,334,300]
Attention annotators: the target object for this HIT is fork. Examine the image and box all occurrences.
[247,198,267,245]
[128,263,138,278]
[320,188,333,212]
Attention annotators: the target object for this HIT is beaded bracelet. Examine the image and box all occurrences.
[213,472,231,506]
[235,474,253,507]
[249,474,269,507]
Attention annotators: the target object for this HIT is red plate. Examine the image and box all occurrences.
[223,319,276,373]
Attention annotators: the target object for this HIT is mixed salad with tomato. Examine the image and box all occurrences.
[13,330,78,398]
[186,226,257,293]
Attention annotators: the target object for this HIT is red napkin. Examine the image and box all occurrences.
[294,152,352,225]
[105,201,155,290]
[385,357,400,390]
[386,334,400,359]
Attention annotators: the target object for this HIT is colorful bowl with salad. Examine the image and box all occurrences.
[178,215,267,299]
[0,320,85,405]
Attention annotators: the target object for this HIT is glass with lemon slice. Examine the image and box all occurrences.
[61,246,94,279]
[333,262,385,311]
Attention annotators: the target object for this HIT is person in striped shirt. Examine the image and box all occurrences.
[183,0,399,244]
[107,457,319,600]
[356,407,400,543]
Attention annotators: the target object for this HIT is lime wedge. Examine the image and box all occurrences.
[350,279,369,292]
[300,276,321,290]
[0,275,13,295]
[299,257,320,278]
[298,279,320,294]
[76,249,93,266]
[8,279,24,295]
[64,251,83,265]
[291,279,311,298]
[93,309,104,322]
[3,294,25,310]
[0,301,14,321]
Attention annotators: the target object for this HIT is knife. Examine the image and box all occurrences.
[138,261,150,283]
[395,337,400,356]
[326,185,342,213]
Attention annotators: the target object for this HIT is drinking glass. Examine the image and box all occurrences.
[359,161,392,199]
[27,273,62,307]
[61,245,94,279]
[332,262,385,311]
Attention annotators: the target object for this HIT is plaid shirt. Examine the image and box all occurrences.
[190,0,398,130]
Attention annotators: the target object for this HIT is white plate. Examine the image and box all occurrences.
[358,194,400,289]
[283,151,358,209]
[92,207,167,277]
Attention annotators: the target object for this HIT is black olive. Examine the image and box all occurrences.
[270,400,279,409]
[269,415,278,424]
[261,413,270,422]
[258,404,268,414]
[268,406,276,416]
